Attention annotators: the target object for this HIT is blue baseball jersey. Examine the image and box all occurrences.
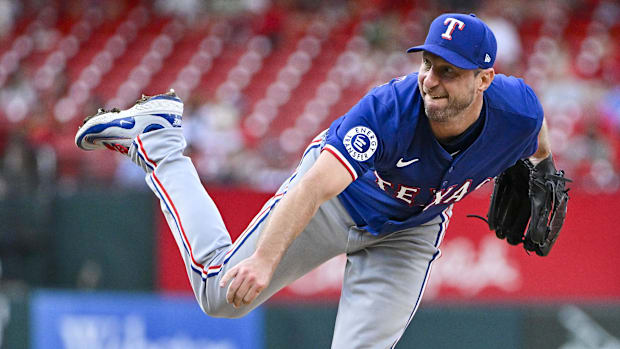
[322,73,544,235]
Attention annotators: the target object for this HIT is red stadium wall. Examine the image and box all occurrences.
[157,186,620,302]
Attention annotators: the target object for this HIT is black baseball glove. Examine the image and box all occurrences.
[470,155,571,256]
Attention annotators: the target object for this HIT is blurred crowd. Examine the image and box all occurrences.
[0,0,618,196]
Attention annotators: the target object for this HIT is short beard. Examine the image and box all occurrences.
[425,92,475,123]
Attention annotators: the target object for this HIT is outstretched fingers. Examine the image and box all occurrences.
[220,265,266,308]
[230,275,252,307]
[221,267,241,306]
[220,267,238,288]
[243,287,262,305]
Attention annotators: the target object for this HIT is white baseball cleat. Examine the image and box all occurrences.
[75,89,183,155]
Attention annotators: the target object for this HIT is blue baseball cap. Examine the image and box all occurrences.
[407,13,497,70]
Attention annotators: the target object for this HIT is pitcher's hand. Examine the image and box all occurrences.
[220,253,276,308]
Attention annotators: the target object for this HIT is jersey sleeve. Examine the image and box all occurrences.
[323,92,388,181]
[519,84,545,159]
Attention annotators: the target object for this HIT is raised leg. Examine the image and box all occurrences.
[134,128,352,317]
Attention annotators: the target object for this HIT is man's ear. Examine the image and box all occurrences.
[478,68,495,92]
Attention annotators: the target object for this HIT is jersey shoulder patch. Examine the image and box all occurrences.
[343,126,378,162]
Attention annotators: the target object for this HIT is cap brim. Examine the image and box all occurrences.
[407,44,478,70]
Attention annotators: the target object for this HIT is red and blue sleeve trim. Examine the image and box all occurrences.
[322,144,358,181]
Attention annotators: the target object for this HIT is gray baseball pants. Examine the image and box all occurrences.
[129,127,452,349]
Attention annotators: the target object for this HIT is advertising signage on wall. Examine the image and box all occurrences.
[157,187,620,302]
[30,291,263,349]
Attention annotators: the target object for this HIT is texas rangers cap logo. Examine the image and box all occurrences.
[406,13,497,69]
[343,126,378,162]
[441,18,465,40]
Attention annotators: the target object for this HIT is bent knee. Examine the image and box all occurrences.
[201,298,253,319]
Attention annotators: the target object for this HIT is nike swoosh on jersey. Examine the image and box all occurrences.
[396,158,419,167]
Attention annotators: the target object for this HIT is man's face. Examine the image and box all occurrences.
[417,52,478,122]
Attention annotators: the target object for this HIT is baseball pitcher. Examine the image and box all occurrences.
[75,13,569,348]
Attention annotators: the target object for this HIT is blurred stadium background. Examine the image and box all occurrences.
[0,0,619,348]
